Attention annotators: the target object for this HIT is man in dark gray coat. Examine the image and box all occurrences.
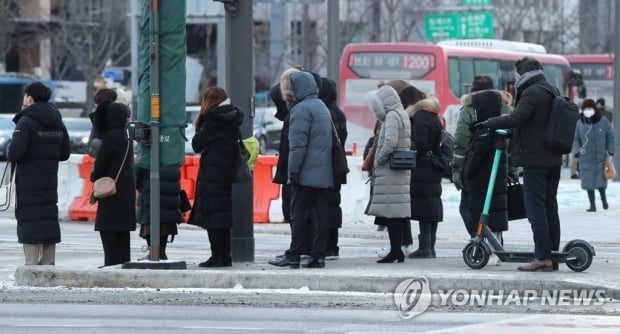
[269,71,334,269]
[478,57,562,272]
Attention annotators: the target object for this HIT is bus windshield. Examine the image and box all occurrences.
[339,42,572,148]
[566,55,614,108]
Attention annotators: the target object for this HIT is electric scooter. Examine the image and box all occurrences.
[462,129,595,272]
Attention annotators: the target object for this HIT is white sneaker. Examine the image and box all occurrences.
[401,244,415,256]
[489,253,501,266]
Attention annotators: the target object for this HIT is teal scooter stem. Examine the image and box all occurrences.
[462,129,595,272]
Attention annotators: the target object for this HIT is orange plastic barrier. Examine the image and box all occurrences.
[69,154,282,224]
[253,155,280,223]
[180,155,199,222]
[68,155,98,221]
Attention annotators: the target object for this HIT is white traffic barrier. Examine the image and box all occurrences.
[267,155,370,224]
[58,154,85,220]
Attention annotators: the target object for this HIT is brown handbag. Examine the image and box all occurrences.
[604,153,616,180]
[93,140,130,199]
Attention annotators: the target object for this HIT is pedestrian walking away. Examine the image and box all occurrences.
[572,98,615,212]
[9,81,71,265]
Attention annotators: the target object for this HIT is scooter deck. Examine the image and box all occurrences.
[494,251,570,263]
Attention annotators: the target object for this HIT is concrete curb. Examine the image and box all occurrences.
[15,264,620,300]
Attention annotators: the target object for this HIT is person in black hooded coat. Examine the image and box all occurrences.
[464,91,509,238]
[318,77,348,259]
[90,101,136,267]
[188,86,244,268]
[9,81,71,265]
[136,166,184,260]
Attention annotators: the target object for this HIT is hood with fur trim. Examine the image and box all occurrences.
[280,68,301,103]
[460,90,512,106]
[405,96,440,117]
[367,85,403,122]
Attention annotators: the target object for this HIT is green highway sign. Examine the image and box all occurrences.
[424,12,494,39]
[462,0,492,5]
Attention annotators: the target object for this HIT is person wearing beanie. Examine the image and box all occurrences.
[479,56,563,272]
[572,98,615,212]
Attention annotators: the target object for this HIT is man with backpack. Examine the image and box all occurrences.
[475,57,566,272]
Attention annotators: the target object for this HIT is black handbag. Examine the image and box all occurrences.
[232,130,252,183]
[390,150,416,169]
[507,180,526,220]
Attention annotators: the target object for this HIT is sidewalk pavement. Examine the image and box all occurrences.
[8,177,620,300]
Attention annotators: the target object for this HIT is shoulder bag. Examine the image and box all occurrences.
[604,153,616,180]
[390,150,416,169]
[232,130,252,183]
[331,119,349,184]
[507,179,526,221]
[93,140,130,199]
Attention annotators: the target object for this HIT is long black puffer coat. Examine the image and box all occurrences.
[90,102,136,232]
[9,102,70,244]
[136,166,182,227]
[408,97,443,222]
[188,104,244,230]
[319,77,348,228]
[464,91,508,233]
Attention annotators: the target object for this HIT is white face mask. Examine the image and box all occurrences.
[583,108,595,118]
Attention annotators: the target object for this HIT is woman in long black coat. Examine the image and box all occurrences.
[90,101,136,266]
[407,96,444,259]
[188,86,244,268]
[318,77,348,258]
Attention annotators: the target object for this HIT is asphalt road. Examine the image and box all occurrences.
[3,303,618,334]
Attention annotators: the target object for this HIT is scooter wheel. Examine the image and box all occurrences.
[462,242,489,269]
[564,242,593,272]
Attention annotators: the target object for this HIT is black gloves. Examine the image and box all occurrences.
[289,173,300,185]
[452,171,463,191]
[474,120,489,128]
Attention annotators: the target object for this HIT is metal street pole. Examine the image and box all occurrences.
[149,0,161,260]
[614,0,619,182]
[130,0,139,117]
[326,0,339,82]
[224,1,255,262]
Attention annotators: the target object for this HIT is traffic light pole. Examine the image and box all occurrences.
[224,1,255,262]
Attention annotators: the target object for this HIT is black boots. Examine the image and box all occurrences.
[587,190,596,212]
[600,188,609,210]
[200,229,232,267]
[408,234,435,259]
[377,220,405,263]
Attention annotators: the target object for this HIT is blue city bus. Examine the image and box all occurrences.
[0,74,54,114]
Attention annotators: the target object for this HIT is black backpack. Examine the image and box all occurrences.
[430,129,454,177]
[540,85,580,154]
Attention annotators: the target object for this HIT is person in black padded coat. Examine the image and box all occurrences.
[90,101,136,267]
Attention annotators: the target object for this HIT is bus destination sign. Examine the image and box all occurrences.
[348,52,436,79]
